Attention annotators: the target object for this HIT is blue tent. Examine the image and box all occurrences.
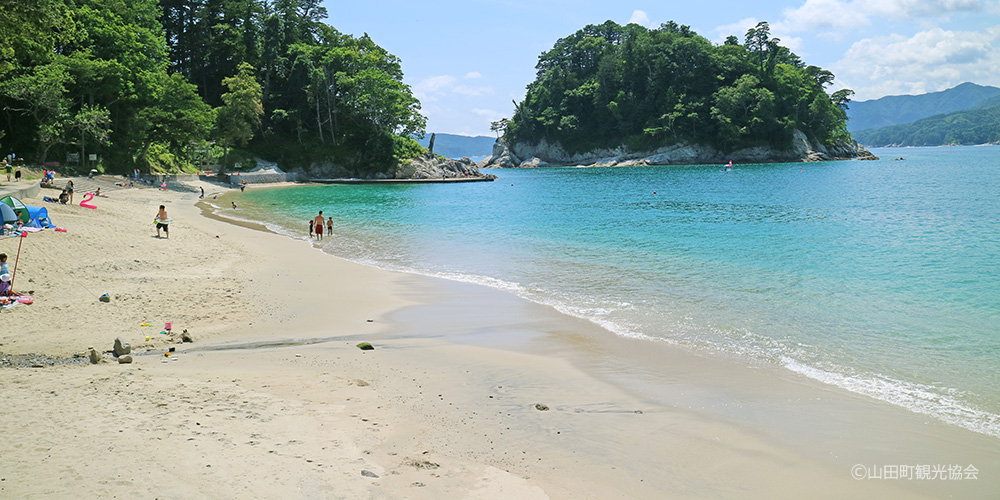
[0,202,16,225]
[25,206,54,228]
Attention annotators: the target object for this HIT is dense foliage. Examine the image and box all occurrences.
[853,96,1000,146]
[506,21,853,155]
[0,0,426,174]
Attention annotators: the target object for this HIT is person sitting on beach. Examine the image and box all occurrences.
[0,273,16,298]
[58,189,69,204]
[155,205,169,238]
[0,253,9,277]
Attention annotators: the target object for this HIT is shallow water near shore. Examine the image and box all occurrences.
[217,146,1000,440]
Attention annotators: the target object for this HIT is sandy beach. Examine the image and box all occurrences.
[1,177,996,499]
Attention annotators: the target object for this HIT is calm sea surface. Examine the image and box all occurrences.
[227,146,1000,438]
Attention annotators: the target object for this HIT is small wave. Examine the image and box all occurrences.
[782,357,1000,439]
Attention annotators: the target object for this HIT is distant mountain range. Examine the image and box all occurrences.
[415,133,496,160]
[848,83,1000,147]
[846,82,1000,132]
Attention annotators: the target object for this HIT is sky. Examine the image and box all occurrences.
[320,0,1000,137]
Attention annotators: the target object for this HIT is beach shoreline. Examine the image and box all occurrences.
[1,178,996,499]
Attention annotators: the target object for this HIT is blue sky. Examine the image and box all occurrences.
[321,0,1000,136]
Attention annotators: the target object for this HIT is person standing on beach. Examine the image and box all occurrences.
[66,180,74,204]
[313,211,325,240]
[3,159,9,181]
[155,205,169,238]
[309,220,314,238]
[199,186,204,199]
[326,216,333,237]
[14,166,21,182]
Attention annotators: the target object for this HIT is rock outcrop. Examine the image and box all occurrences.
[478,130,874,169]
[393,154,496,180]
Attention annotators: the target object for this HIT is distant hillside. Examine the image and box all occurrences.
[852,97,1000,146]
[846,82,1000,132]
[416,133,496,160]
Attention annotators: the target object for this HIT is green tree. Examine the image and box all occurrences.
[136,73,215,169]
[215,62,263,168]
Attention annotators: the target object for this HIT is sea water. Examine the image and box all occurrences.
[225,146,1000,439]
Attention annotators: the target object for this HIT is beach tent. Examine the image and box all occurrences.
[0,196,28,224]
[0,202,16,226]
[25,206,54,228]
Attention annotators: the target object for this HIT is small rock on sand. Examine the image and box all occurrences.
[113,337,131,356]
[534,403,549,411]
[118,355,133,364]
[88,348,102,364]
[361,470,379,478]
[356,342,374,351]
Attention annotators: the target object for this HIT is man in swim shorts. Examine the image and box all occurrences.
[155,205,169,238]
[313,211,325,240]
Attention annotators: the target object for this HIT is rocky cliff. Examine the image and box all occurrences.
[394,154,496,180]
[478,130,875,169]
[302,154,496,180]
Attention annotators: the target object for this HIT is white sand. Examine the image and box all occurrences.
[0,178,996,499]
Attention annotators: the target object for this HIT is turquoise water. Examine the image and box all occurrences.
[227,146,1000,438]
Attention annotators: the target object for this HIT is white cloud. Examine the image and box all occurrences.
[453,85,495,97]
[628,10,651,27]
[414,75,458,101]
[832,27,1000,100]
[414,74,493,99]
[464,71,483,79]
[471,108,498,117]
[775,0,985,34]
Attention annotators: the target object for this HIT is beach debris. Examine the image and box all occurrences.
[88,347,102,364]
[113,337,131,357]
[295,353,302,357]
[98,293,110,303]
[118,355,133,364]
[366,319,374,322]
[356,342,374,351]
[354,379,370,387]
[404,458,440,470]
[534,403,549,411]
[181,329,193,343]
[361,470,379,478]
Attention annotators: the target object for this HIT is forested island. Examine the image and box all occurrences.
[0,0,432,177]
[482,21,868,168]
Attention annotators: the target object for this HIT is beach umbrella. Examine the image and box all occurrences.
[0,195,29,224]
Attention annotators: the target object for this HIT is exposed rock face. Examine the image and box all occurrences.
[479,131,872,169]
[394,154,496,180]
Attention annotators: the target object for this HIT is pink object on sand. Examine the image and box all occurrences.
[166,322,172,331]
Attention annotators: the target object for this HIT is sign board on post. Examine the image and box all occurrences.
[67,153,80,163]
[88,154,97,161]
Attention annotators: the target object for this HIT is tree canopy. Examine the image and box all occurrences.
[505,21,852,155]
[0,0,426,174]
